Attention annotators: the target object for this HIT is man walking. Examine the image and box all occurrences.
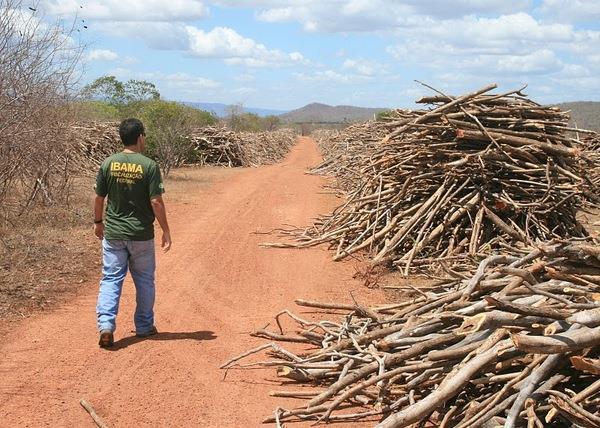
[94,118,172,348]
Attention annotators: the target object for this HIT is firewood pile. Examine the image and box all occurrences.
[223,239,600,427]
[69,122,296,170]
[190,127,296,167]
[311,123,388,191]
[69,122,121,168]
[269,84,600,274]
[584,135,600,191]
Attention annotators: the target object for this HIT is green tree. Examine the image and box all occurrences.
[123,79,160,103]
[140,100,217,176]
[82,76,160,112]
[82,75,127,105]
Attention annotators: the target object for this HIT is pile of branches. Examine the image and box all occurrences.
[190,127,296,167]
[311,123,388,191]
[68,122,121,170]
[69,123,296,169]
[270,84,600,273]
[223,239,600,427]
[584,135,600,191]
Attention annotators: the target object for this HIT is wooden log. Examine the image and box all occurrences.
[484,296,571,320]
[567,307,600,327]
[511,325,600,354]
[456,128,579,157]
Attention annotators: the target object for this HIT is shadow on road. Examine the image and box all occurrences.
[109,330,217,350]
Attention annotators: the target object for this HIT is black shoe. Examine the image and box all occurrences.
[98,330,114,348]
[136,326,158,338]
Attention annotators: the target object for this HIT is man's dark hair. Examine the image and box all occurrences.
[119,118,145,146]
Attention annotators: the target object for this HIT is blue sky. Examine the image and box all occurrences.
[34,0,600,110]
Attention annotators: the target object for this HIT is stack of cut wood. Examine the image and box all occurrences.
[269,84,599,273]
[190,126,244,167]
[311,123,388,191]
[69,122,296,170]
[191,127,296,167]
[239,128,297,167]
[223,239,600,427]
[584,135,600,190]
[69,122,121,168]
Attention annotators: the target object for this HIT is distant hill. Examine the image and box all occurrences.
[555,102,600,132]
[185,102,288,118]
[280,102,388,123]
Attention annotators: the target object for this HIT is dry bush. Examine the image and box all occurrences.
[0,0,82,221]
[0,1,91,319]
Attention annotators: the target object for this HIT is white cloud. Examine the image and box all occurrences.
[218,0,534,31]
[559,64,592,78]
[406,0,533,17]
[93,22,191,50]
[342,59,385,76]
[87,49,118,61]
[257,6,295,22]
[164,72,221,90]
[255,2,416,33]
[289,52,309,64]
[45,0,209,21]
[84,20,310,68]
[185,26,308,66]
[494,50,561,74]
[384,12,600,82]
[538,0,600,22]
[440,13,573,45]
[294,70,370,84]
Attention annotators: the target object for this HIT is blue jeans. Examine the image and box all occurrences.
[96,239,156,334]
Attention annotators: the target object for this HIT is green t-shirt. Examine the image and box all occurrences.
[95,152,164,241]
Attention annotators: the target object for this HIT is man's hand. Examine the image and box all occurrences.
[161,230,172,252]
[94,223,104,240]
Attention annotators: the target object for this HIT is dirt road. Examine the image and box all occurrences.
[0,137,384,427]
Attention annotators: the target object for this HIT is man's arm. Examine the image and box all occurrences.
[94,195,105,239]
[150,195,172,252]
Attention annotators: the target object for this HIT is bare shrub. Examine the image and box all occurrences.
[0,0,82,221]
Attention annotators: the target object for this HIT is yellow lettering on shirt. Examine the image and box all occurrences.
[110,162,144,174]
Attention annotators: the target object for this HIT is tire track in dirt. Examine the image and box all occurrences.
[0,137,384,427]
